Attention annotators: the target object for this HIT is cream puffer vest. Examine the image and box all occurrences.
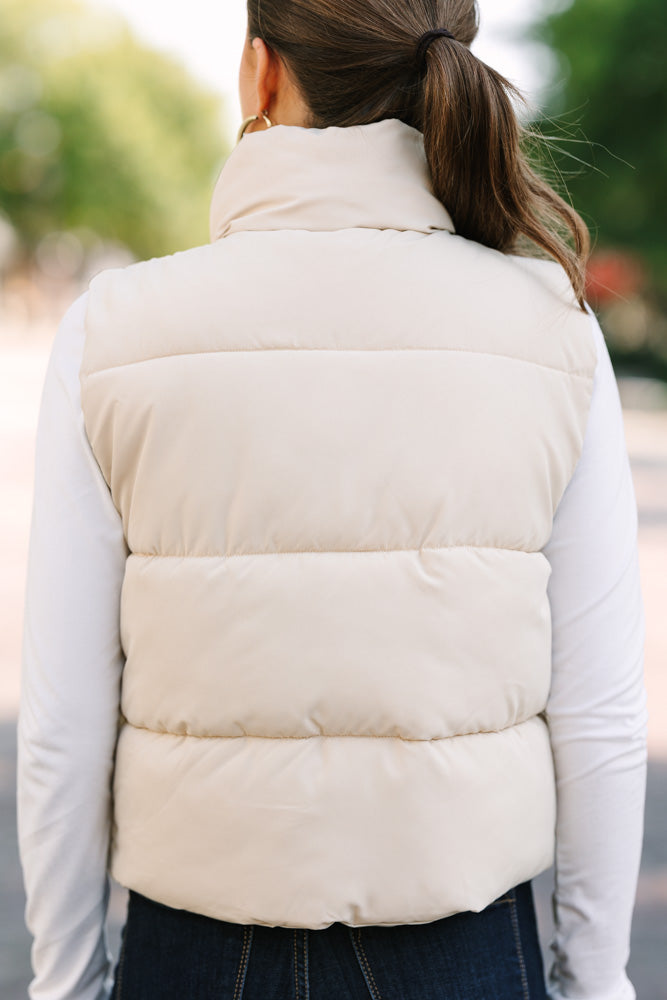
[80,118,597,928]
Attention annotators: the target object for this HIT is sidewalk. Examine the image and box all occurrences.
[1,340,666,997]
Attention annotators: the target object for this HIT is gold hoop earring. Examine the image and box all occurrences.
[236,111,273,144]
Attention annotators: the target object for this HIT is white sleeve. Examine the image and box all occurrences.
[542,308,648,1000]
[17,292,127,1000]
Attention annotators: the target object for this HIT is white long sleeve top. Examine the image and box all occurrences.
[17,292,648,1000]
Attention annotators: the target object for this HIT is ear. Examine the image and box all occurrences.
[251,36,284,115]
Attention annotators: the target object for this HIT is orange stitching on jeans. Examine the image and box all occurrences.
[507,893,531,1000]
[233,926,252,1000]
[303,930,309,1000]
[294,929,299,1000]
[113,941,127,999]
[113,905,130,999]
[351,928,384,1000]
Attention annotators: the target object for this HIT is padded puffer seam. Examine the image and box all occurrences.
[81,345,595,380]
[120,717,540,742]
[127,545,544,558]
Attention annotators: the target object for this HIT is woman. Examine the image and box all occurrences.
[18,1,647,998]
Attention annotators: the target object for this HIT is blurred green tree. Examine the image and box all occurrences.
[530,0,667,306]
[0,0,230,261]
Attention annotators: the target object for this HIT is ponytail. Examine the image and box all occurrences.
[247,0,590,310]
[420,38,589,309]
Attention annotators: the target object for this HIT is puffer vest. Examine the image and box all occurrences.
[80,118,597,928]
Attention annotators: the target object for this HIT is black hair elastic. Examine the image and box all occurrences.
[415,28,456,67]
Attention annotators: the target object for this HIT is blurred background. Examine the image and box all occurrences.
[1,0,666,996]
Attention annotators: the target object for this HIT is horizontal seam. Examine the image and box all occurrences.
[127,545,541,559]
[120,717,538,743]
[80,347,594,380]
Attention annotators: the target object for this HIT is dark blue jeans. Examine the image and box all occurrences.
[111,881,548,999]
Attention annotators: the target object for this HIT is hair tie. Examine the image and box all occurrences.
[415,28,456,67]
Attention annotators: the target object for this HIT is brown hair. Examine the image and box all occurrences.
[247,0,590,309]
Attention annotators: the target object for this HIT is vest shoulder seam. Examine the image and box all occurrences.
[80,346,595,381]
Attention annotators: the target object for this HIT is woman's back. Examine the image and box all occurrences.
[80,118,597,929]
[18,2,647,998]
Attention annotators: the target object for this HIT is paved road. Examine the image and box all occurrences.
[1,339,666,998]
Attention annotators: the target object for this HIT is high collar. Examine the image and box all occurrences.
[209,117,455,242]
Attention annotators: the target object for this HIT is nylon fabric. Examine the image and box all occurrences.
[79,118,597,929]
